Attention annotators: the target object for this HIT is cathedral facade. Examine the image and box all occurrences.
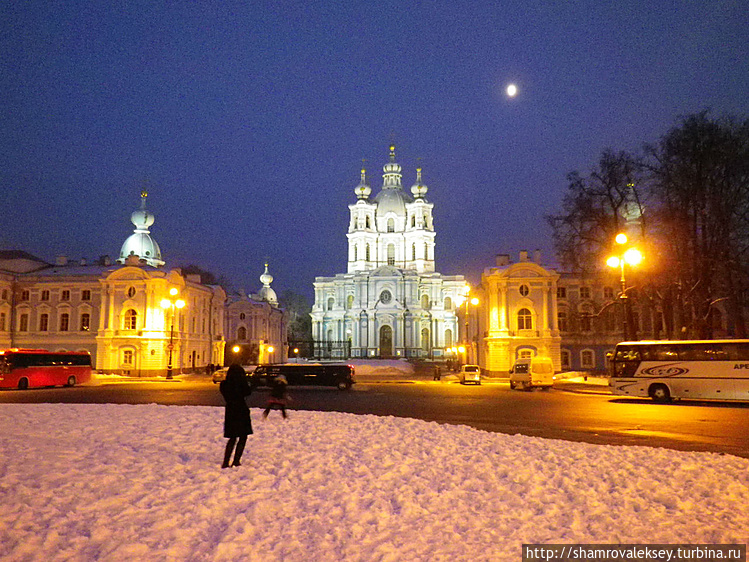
[311,146,465,358]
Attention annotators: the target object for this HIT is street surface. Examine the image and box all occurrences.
[2,376,749,458]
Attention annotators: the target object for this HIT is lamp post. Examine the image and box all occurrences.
[459,286,480,365]
[160,288,185,379]
[606,233,642,341]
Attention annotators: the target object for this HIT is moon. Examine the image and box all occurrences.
[506,84,518,97]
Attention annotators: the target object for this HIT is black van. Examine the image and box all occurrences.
[252,364,355,390]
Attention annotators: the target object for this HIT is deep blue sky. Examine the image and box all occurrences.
[2,1,747,300]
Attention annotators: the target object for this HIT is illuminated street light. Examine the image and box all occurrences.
[607,233,642,341]
[459,286,480,365]
[160,289,186,379]
[232,345,240,354]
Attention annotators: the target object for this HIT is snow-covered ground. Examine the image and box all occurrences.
[1,404,747,561]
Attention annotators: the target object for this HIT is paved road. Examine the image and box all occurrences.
[3,377,749,458]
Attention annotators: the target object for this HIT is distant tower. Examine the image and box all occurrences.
[254,262,278,306]
[117,190,165,267]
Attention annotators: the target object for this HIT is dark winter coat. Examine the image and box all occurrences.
[220,365,253,438]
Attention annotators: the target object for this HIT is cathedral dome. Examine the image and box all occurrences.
[354,167,371,199]
[410,167,428,199]
[117,190,165,267]
[374,188,412,217]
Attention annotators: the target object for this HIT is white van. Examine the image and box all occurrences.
[509,356,554,390]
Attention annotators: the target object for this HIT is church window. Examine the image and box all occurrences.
[80,313,90,331]
[387,218,395,232]
[347,295,354,309]
[366,245,370,261]
[124,309,137,330]
[59,313,70,332]
[421,328,430,351]
[445,329,453,347]
[353,245,358,261]
[327,297,335,311]
[517,308,532,330]
[41,290,50,301]
[519,284,529,297]
[421,294,430,310]
[238,326,247,340]
[411,216,415,228]
[424,245,428,260]
[380,290,392,304]
[412,244,416,261]
[19,313,29,332]
[444,297,453,310]
[365,216,371,229]
[127,287,136,298]
[387,244,395,266]
[39,313,49,332]
[240,313,245,320]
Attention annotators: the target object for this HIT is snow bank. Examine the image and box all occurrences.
[0,404,747,561]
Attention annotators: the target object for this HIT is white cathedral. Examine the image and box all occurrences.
[312,145,466,358]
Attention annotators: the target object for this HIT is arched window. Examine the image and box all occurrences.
[327,297,335,311]
[347,295,354,310]
[353,245,358,261]
[387,244,395,266]
[240,313,245,320]
[421,294,430,310]
[237,326,247,340]
[517,308,532,330]
[365,216,371,229]
[445,328,453,347]
[411,215,416,228]
[444,297,453,310]
[387,218,395,232]
[124,309,137,330]
[412,244,416,260]
[424,244,428,260]
[421,328,430,351]
[557,311,567,332]
[366,245,370,261]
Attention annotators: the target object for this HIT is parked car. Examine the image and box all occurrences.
[212,365,255,384]
[459,364,481,385]
[252,363,355,390]
[509,356,554,390]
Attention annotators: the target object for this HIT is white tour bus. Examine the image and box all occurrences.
[609,340,749,402]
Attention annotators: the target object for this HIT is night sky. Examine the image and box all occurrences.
[2,1,747,300]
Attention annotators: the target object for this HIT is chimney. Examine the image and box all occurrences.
[56,255,68,266]
[533,249,542,264]
[496,254,510,267]
[519,250,529,262]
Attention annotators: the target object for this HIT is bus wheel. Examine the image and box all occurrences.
[649,384,671,403]
[337,380,351,391]
[66,376,77,387]
[18,378,29,390]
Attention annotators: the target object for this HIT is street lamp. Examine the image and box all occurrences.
[459,286,480,365]
[607,233,642,341]
[160,287,185,379]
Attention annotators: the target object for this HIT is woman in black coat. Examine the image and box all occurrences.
[219,364,253,468]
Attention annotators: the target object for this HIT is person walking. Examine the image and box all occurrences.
[219,364,253,468]
[263,374,289,419]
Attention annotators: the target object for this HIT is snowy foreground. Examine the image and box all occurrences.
[1,404,748,561]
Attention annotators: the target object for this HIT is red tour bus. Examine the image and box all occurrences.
[0,349,92,390]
